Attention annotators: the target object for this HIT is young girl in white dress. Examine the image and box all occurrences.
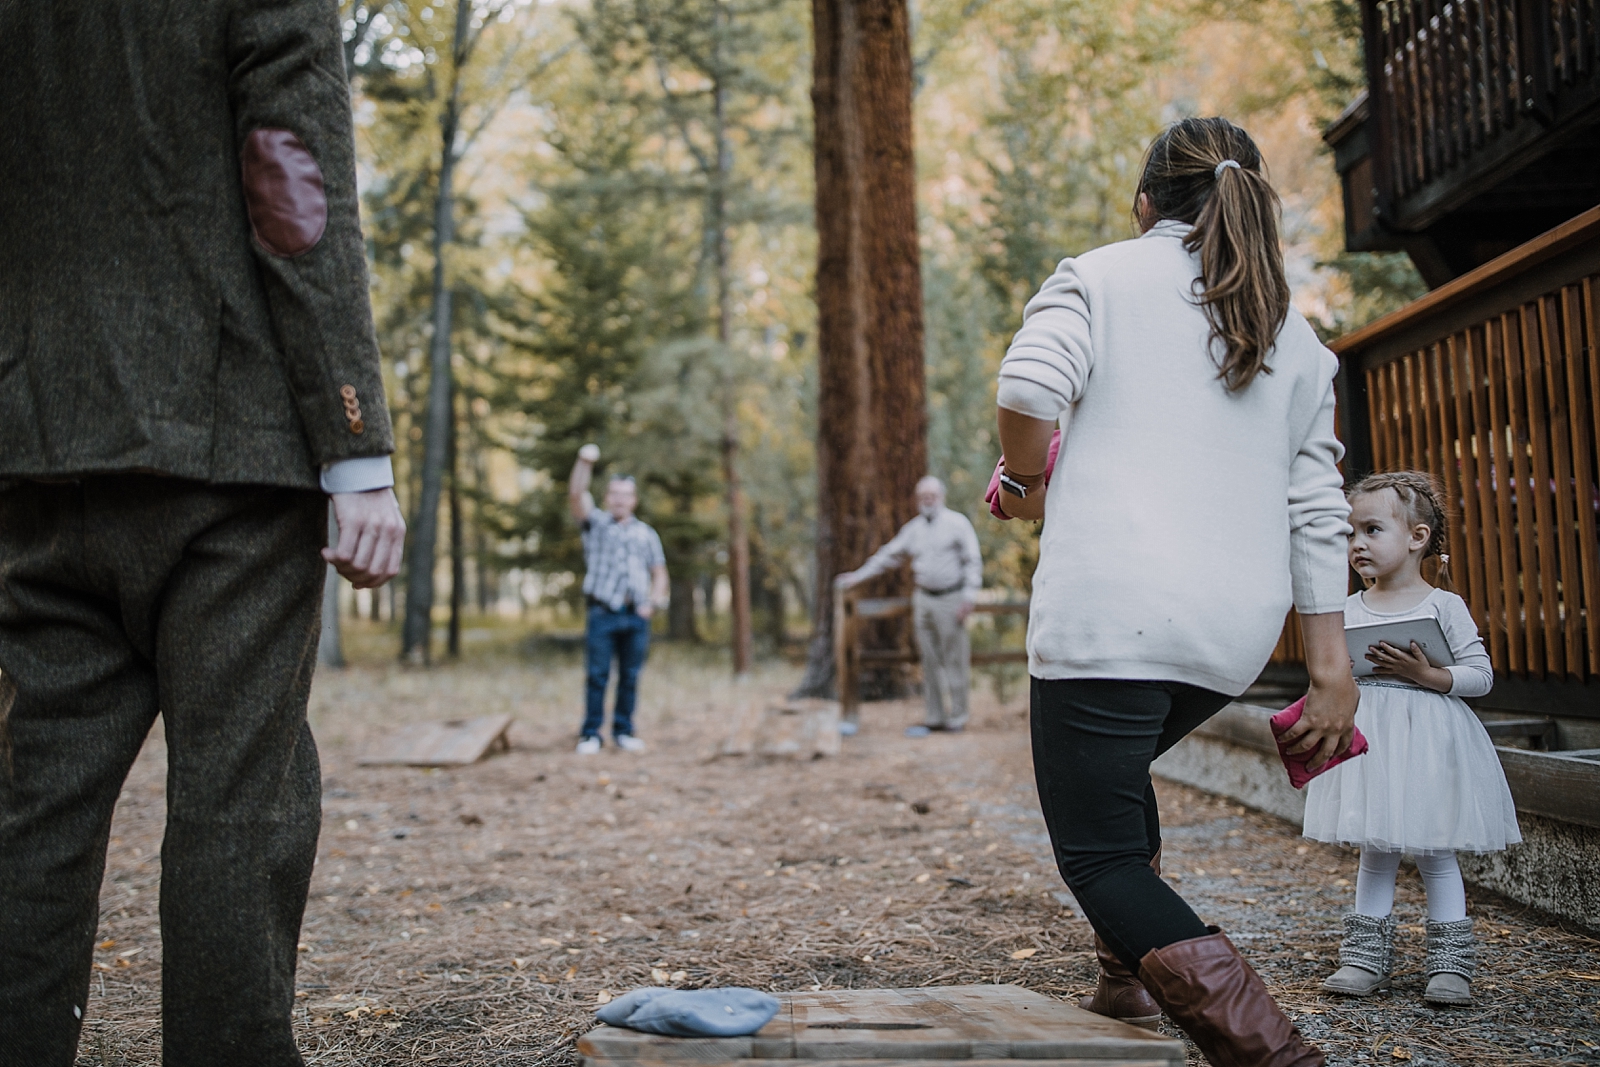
[1303,471,1520,1007]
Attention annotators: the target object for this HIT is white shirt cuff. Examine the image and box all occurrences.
[320,455,396,494]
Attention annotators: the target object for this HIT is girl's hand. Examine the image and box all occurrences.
[1367,641,1453,692]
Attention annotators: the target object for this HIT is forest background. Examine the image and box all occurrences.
[336,0,1425,662]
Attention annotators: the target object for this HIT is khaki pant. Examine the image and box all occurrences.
[913,590,971,729]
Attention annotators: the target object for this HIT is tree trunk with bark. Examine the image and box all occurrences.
[400,0,472,664]
[318,509,345,668]
[710,7,754,677]
[447,395,463,659]
[795,0,927,698]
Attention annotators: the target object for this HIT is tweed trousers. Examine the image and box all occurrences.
[0,476,327,1067]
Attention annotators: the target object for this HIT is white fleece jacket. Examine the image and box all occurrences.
[997,221,1352,696]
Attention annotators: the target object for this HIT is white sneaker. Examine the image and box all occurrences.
[575,736,602,755]
[614,734,647,753]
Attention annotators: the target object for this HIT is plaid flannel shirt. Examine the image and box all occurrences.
[581,510,666,611]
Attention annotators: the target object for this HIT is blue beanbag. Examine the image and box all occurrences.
[596,986,781,1037]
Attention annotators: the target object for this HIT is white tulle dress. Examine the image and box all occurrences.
[1302,588,1521,856]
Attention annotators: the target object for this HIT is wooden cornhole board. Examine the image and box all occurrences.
[356,714,512,767]
[578,985,1182,1067]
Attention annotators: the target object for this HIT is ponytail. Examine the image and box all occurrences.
[1134,117,1290,392]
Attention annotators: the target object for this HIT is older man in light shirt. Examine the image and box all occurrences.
[836,476,983,735]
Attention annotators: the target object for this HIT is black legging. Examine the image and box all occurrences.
[1031,677,1233,973]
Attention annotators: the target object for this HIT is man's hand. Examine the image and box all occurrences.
[324,488,406,589]
[578,443,600,463]
[834,571,859,590]
[637,603,655,619]
[957,601,974,623]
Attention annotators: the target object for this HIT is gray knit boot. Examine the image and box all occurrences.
[1321,913,1395,996]
[1423,918,1475,1006]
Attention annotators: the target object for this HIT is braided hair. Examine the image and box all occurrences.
[1348,471,1452,586]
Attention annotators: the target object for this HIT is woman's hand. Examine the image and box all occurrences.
[1367,640,1453,692]
[995,478,1047,521]
[1277,610,1359,769]
[996,407,1055,521]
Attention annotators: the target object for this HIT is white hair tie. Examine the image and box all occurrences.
[1214,159,1242,178]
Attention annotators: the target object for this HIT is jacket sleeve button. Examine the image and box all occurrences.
[340,385,357,400]
[350,418,365,435]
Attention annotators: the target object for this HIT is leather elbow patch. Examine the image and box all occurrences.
[241,128,328,258]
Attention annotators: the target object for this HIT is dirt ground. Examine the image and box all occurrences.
[77,633,1600,1066]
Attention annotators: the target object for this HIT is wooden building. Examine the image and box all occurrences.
[1161,0,1600,928]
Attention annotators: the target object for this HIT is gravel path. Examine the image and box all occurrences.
[76,645,1600,1065]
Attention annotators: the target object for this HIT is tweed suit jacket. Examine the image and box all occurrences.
[0,0,394,490]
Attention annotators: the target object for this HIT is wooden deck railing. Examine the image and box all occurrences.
[833,589,1027,719]
[1329,206,1600,685]
[1363,0,1600,229]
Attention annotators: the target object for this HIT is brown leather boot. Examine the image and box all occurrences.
[1139,928,1324,1067]
[1080,934,1162,1028]
[1078,850,1162,1028]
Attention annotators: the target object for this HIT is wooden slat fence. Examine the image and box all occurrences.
[1364,0,1600,227]
[1328,207,1600,682]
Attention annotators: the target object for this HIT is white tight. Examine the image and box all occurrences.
[1353,848,1468,923]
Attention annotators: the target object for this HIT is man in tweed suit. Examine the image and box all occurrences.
[0,3,405,1065]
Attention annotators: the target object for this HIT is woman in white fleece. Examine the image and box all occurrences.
[993,118,1359,1067]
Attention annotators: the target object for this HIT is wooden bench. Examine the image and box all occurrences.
[833,589,1028,719]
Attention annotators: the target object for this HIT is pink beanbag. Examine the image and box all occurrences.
[984,430,1062,520]
[1269,697,1369,789]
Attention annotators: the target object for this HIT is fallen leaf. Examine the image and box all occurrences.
[97,940,115,950]
[670,970,687,982]
[564,966,577,980]
[651,968,670,984]
[597,990,613,1005]
[513,958,526,969]
[344,1007,370,1020]
[913,873,931,884]
[539,937,561,946]
[1010,948,1037,960]
[1390,1049,1411,1061]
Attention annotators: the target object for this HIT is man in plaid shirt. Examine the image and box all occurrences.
[569,444,669,754]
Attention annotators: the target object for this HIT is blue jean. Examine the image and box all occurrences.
[583,604,651,739]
